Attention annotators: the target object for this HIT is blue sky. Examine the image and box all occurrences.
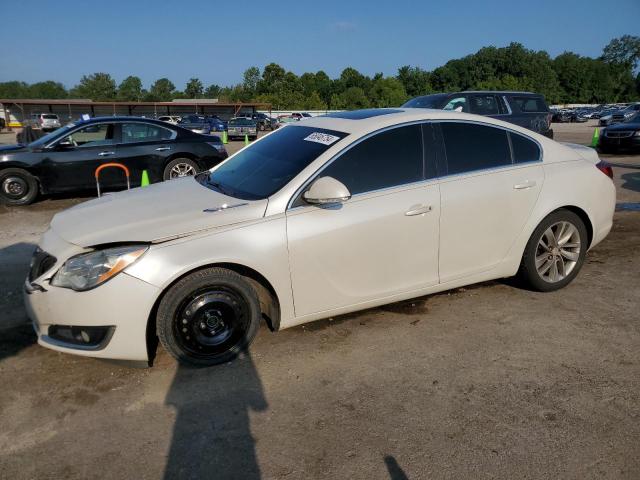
[1,0,638,90]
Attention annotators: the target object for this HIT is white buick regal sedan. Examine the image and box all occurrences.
[24,108,615,366]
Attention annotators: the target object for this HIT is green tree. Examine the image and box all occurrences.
[70,73,116,101]
[28,81,67,99]
[331,87,370,110]
[242,67,261,95]
[204,84,221,98]
[146,78,176,101]
[303,91,327,110]
[602,35,640,69]
[117,76,143,101]
[0,81,30,98]
[185,78,204,98]
[369,77,407,107]
[397,66,431,97]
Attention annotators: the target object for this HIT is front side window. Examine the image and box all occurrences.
[469,95,500,115]
[443,96,469,112]
[440,122,511,175]
[320,124,423,195]
[201,126,349,200]
[121,123,174,143]
[61,124,115,148]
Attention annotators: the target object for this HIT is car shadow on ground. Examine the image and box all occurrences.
[0,242,38,363]
[163,351,267,479]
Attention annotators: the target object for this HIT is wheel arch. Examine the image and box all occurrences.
[145,261,281,366]
[0,164,43,194]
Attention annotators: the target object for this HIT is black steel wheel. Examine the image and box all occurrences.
[0,168,38,206]
[157,268,261,366]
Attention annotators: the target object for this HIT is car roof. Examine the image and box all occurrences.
[294,108,547,138]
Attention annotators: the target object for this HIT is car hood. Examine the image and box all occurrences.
[0,144,29,154]
[606,121,640,130]
[50,177,268,247]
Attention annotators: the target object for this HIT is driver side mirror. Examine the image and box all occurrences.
[303,176,351,205]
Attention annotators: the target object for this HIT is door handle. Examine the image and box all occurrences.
[513,180,536,190]
[155,146,171,152]
[98,151,115,157]
[405,205,432,216]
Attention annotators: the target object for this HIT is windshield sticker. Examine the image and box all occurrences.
[303,132,341,146]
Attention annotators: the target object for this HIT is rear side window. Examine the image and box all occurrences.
[440,122,511,175]
[122,123,174,143]
[469,95,500,115]
[510,132,540,163]
[321,125,423,195]
[511,96,548,113]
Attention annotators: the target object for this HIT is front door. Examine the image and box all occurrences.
[43,122,119,191]
[435,121,544,283]
[286,123,440,317]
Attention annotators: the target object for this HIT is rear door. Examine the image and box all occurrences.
[117,122,177,184]
[435,121,544,283]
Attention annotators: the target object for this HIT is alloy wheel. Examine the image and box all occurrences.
[535,221,581,283]
[169,163,197,179]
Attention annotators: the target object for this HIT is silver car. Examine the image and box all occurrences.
[29,113,61,131]
[227,117,257,140]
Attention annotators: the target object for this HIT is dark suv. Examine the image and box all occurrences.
[403,91,553,138]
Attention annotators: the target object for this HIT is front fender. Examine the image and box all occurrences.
[124,214,296,327]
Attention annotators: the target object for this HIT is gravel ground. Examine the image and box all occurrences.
[0,121,639,480]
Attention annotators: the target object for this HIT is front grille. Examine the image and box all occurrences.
[29,248,57,281]
[605,130,634,138]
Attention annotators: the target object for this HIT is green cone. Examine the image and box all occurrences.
[222,130,228,144]
[590,127,600,148]
[244,134,249,146]
[141,169,150,187]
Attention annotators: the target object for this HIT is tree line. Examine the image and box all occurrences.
[1,36,638,109]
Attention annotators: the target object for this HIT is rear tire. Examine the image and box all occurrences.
[0,168,38,206]
[516,209,588,292]
[157,268,261,367]
[163,158,199,181]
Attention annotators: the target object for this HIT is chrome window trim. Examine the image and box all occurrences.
[287,118,543,211]
[45,121,117,149]
[436,118,543,170]
[502,95,513,115]
[118,121,177,144]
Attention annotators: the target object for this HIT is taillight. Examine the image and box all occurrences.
[596,160,613,179]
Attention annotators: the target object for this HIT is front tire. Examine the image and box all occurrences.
[163,158,199,181]
[0,168,38,206]
[157,268,261,366]
[517,209,588,292]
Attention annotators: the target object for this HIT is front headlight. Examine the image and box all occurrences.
[51,245,148,291]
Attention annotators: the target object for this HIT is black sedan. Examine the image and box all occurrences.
[598,113,640,154]
[0,117,228,205]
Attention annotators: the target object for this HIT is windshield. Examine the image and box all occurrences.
[402,93,449,109]
[229,118,255,126]
[199,126,349,200]
[28,123,76,147]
